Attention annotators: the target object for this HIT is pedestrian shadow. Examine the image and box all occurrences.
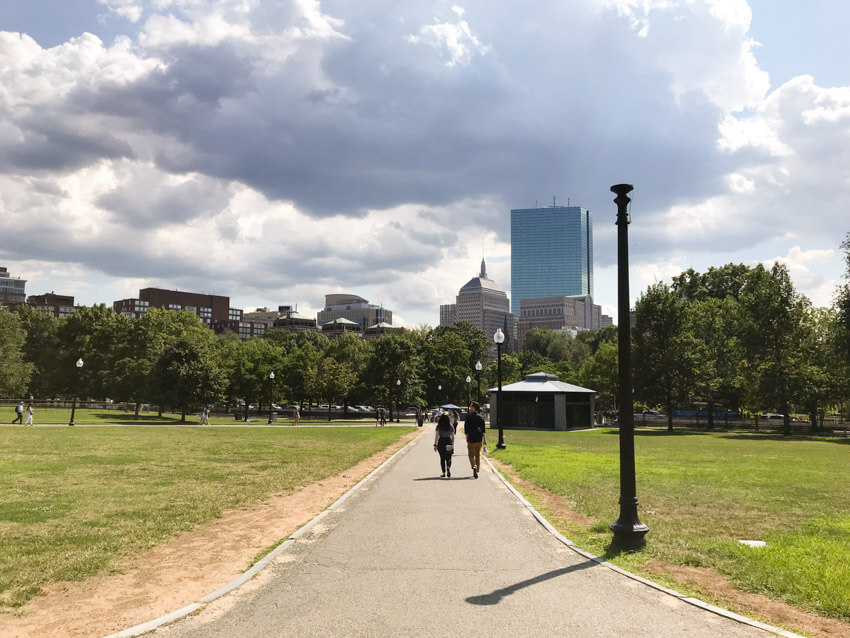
[466,560,598,605]
[412,476,475,481]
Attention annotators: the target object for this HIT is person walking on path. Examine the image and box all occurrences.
[12,401,23,424]
[24,404,34,426]
[293,407,300,426]
[451,409,459,434]
[434,413,455,478]
[464,401,487,479]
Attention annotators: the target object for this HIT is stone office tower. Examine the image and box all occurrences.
[440,258,517,352]
[510,205,593,317]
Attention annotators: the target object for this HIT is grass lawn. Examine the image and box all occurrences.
[490,428,850,623]
[0,425,415,612]
[1,406,387,426]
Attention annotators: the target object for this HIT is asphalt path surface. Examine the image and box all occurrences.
[151,427,782,638]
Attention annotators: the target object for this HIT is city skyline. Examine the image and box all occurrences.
[2,1,849,327]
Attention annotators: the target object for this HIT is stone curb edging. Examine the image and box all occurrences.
[104,429,425,638]
[482,456,804,638]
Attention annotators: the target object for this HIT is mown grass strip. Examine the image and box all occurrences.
[0,426,414,612]
[490,428,850,622]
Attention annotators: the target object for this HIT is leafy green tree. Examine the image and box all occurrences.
[0,309,33,398]
[633,283,692,431]
[423,329,471,406]
[836,233,850,375]
[796,307,846,432]
[150,326,225,421]
[684,296,745,428]
[111,309,203,414]
[362,333,422,418]
[217,337,285,420]
[576,324,617,354]
[672,264,751,302]
[325,331,369,410]
[314,357,357,420]
[739,263,808,435]
[578,341,618,412]
[14,305,59,398]
[56,304,124,401]
[433,322,489,372]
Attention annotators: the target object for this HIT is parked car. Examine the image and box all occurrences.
[761,413,785,420]
[635,410,665,419]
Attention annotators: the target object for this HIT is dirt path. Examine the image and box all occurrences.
[489,458,850,638]
[1,430,421,638]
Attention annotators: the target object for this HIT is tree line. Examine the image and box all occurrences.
[2,235,848,429]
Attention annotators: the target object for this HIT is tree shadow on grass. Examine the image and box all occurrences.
[717,432,850,446]
[466,559,598,605]
[601,428,712,437]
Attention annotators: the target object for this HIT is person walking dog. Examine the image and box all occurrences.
[434,413,455,478]
[464,402,487,479]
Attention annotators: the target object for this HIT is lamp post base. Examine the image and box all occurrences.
[609,499,649,550]
[496,442,506,449]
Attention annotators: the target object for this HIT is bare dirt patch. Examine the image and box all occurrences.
[489,459,850,638]
[1,430,421,638]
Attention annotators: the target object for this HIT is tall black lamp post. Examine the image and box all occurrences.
[396,378,401,422]
[609,183,649,550]
[466,376,472,405]
[69,357,84,427]
[475,360,482,404]
[494,328,506,449]
[268,372,275,424]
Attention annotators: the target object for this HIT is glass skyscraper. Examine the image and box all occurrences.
[510,206,593,317]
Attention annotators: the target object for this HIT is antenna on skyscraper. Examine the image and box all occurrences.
[553,195,557,207]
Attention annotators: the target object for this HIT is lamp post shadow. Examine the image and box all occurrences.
[465,559,598,606]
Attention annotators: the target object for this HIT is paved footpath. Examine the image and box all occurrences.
[150,428,788,638]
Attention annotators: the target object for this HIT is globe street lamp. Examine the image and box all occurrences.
[475,360,483,404]
[437,383,442,406]
[396,379,402,422]
[466,375,472,405]
[493,328,506,449]
[69,357,84,427]
[268,372,275,424]
[609,183,649,550]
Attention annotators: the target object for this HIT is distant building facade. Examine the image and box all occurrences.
[510,205,593,317]
[272,306,319,334]
[0,266,26,305]
[440,259,517,352]
[114,287,247,333]
[317,294,392,330]
[26,293,77,318]
[517,295,611,348]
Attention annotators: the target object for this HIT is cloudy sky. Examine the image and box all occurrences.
[2,0,849,326]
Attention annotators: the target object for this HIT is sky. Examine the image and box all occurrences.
[1,0,849,327]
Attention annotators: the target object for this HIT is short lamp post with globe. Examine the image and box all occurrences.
[493,328,506,450]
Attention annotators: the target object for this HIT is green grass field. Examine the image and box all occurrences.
[490,429,850,622]
[0,425,415,612]
[1,405,388,426]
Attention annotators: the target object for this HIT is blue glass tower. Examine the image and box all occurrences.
[510,206,593,316]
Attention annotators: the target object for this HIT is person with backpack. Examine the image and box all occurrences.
[12,402,23,424]
[464,401,487,479]
[433,413,455,478]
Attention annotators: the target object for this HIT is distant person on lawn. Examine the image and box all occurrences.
[464,402,487,479]
[25,404,34,426]
[434,413,455,478]
[12,401,23,424]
